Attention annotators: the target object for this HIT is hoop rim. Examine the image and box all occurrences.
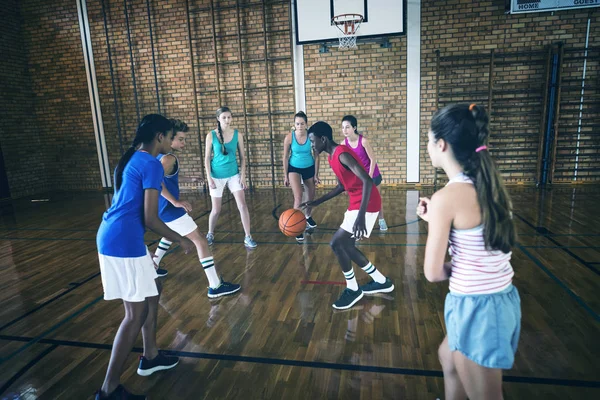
[331,13,364,26]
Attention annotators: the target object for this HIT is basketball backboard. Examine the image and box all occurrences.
[293,0,405,45]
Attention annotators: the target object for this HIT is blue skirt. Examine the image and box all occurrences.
[444,284,521,369]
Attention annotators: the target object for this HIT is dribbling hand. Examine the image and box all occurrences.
[416,197,431,222]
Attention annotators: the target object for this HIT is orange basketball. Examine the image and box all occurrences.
[279,208,306,237]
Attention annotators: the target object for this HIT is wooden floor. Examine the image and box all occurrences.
[0,186,599,399]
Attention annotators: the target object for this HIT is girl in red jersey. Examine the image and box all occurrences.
[301,122,394,310]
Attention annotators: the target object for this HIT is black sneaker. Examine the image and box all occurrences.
[95,385,146,400]
[207,280,241,298]
[306,216,317,229]
[360,278,394,295]
[156,268,168,277]
[296,233,305,242]
[137,351,179,376]
[332,288,364,310]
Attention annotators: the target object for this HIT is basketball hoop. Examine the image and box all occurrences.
[332,14,363,50]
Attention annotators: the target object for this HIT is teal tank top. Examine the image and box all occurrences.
[210,129,239,179]
[289,131,314,169]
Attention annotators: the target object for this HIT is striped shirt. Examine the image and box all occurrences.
[447,173,514,295]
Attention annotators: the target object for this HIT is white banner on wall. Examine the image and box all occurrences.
[509,0,600,14]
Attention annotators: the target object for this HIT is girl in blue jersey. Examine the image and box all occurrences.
[282,111,320,242]
[153,119,241,298]
[204,107,256,248]
[95,114,194,400]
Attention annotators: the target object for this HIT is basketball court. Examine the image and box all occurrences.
[0,0,599,399]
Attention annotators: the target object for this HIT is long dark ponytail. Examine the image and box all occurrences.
[115,114,172,191]
[430,104,516,253]
[216,106,231,155]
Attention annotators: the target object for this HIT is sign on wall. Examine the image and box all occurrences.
[507,0,600,14]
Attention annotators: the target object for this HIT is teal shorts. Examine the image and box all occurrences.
[444,284,521,369]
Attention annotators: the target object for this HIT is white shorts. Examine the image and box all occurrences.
[98,247,159,302]
[209,173,244,197]
[340,210,379,239]
[165,213,197,237]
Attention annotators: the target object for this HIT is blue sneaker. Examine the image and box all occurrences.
[208,280,241,298]
[244,235,257,248]
[360,278,394,295]
[206,232,214,245]
[332,288,364,310]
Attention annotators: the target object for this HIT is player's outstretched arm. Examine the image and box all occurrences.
[300,180,344,209]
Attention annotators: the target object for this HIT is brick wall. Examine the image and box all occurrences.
[86,0,295,190]
[20,0,100,191]
[1,0,598,197]
[419,0,599,184]
[0,0,50,198]
[303,39,407,185]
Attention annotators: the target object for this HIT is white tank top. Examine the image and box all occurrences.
[446,173,514,295]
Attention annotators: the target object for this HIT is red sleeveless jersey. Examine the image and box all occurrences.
[328,145,381,212]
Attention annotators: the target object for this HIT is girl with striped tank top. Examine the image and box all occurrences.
[282,111,320,241]
[204,107,256,249]
[417,104,520,400]
[341,116,388,230]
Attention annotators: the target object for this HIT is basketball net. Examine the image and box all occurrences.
[332,14,363,50]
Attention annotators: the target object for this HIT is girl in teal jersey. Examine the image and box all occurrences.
[204,107,256,248]
[282,111,320,241]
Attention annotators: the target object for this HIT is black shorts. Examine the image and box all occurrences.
[373,174,382,186]
[288,164,315,181]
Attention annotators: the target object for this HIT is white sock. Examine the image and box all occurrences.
[200,257,221,289]
[154,239,172,266]
[343,269,359,291]
[361,262,386,284]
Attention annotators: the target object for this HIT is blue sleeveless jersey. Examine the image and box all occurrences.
[157,153,186,223]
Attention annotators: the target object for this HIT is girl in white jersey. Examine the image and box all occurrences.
[417,103,520,400]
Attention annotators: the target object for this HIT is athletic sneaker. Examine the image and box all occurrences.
[95,385,145,400]
[296,233,305,242]
[137,352,179,376]
[379,219,388,231]
[208,280,241,298]
[306,216,317,229]
[206,232,214,245]
[332,288,364,310]
[244,235,257,248]
[156,268,168,277]
[360,278,395,295]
